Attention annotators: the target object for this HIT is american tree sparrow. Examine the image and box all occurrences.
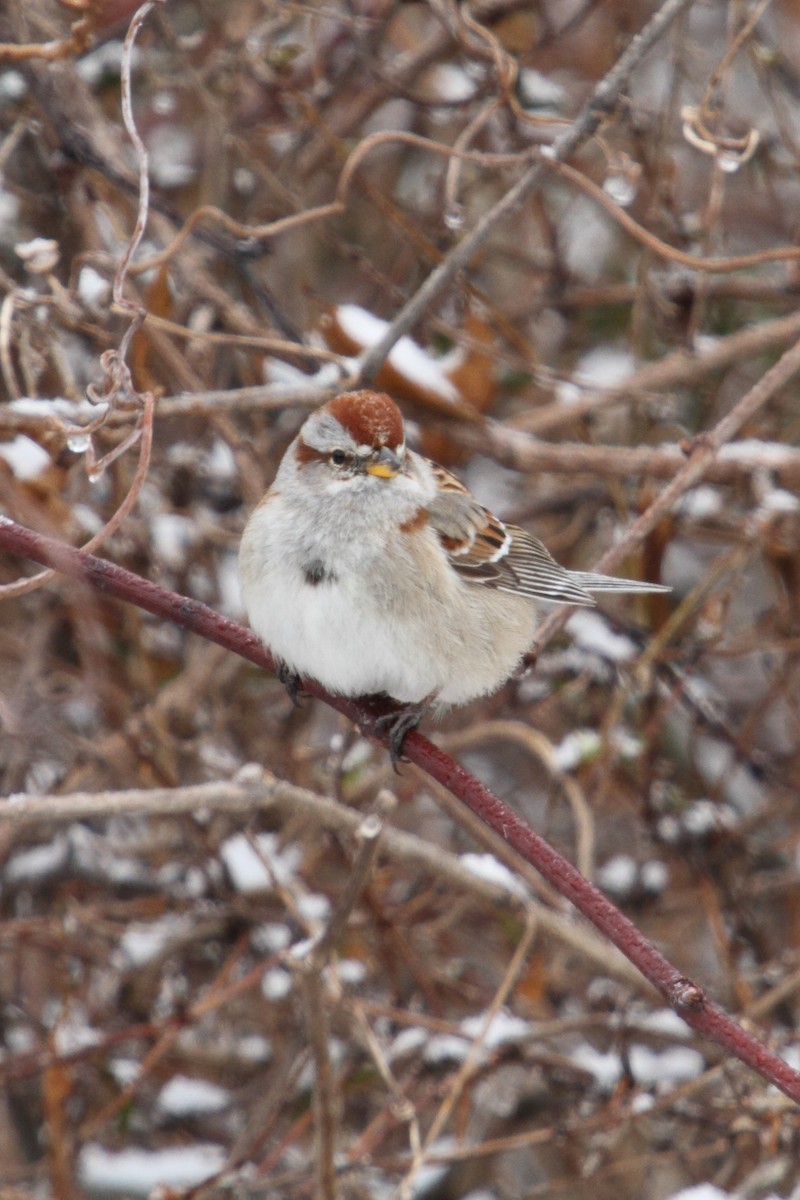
[239,390,668,756]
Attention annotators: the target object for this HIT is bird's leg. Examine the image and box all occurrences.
[276,660,304,708]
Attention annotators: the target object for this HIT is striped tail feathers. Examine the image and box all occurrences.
[567,571,672,596]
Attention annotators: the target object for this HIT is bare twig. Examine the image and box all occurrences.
[300,963,339,1200]
[294,802,388,1200]
[532,331,800,650]
[0,769,643,989]
[399,908,539,1200]
[0,19,92,63]
[540,156,800,275]
[356,0,697,383]
[514,308,800,435]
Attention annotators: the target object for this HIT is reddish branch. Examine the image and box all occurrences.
[1,515,799,1106]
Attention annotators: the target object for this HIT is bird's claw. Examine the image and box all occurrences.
[277,661,304,708]
[374,704,426,771]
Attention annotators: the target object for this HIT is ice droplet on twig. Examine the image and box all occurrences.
[444,205,464,231]
[603,171,638,207]
[717,153,742,175]
[602,152,641,208]
[66,432,92,455]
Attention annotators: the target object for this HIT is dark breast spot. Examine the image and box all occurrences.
[303,559,337,586]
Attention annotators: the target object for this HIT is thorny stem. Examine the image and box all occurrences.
[0,516,799,1106]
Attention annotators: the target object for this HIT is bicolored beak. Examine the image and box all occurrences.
[365,446,403,478]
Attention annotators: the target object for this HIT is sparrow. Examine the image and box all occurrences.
[239,390,668,758]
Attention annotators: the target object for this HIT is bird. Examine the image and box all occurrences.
[238,389,668,758]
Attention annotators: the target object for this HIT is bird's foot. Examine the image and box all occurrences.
[277,660,304,708]
[374,702,427,771]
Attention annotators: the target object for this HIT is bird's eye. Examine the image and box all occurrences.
[330,449,348,466]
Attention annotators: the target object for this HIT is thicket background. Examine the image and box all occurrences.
[1,1,800,1197]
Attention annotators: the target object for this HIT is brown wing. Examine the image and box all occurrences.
[427,461,670,603]
[426,463,598,605]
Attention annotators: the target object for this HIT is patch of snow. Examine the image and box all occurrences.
[52,1006,102,1055]
[613,727,644,760]
[695,736,765,815]
[0,190,20,238]
[629,1044,704,1088]
[719,438,795,466]
[219,832,302,894]
[424,1034,470,1064]
[151,512,196,569]
[288,936,317,961]
[10,395,108,422]
[152,90,177,117]
[233,166,257,195]
[109,1058,140,1086]
[337,958,367,986]
[566,610,638,662]
[5,1025,37,1053]
[573,348,636,390]
[253,922,292,953]
[76,40,126,86]
[0,71,26,101]
[681,798,737,837]
[341,737,374,773]
[518,69,566,111]
[15,237,59,273]
[78,266,110,309]
[238,1034,272,1062]
[219,834,270,893]
[5,835,70,884]
[424,63,477,103]
[677,485,723,521]
[296,891,331,924]
[635,1009,691,1038]
[459,852,529,898]
[119,915,191,967]
[552,728,601,771]
[334,304,461,404]
[197,739,241,778]
[561,200,617,280]
[406,1140,455,1196]
[640,859,669,894]
[78,1143,226,1195]
[24,759,67,794]
[71,828,146,888]
[597,854,638,898]
[261,968,293,1001]
[0,435,51,480]
[665,1185,731,1200]
[263,357,352,393]
[570,1044,623,1091]
[758,487,800,515]
[554,380,583,406]
[148,126,197,188]
[157,1075,230,1117]
[207,437,237,479]
[388,1026,428,1061]
[460,1010,532,1050]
